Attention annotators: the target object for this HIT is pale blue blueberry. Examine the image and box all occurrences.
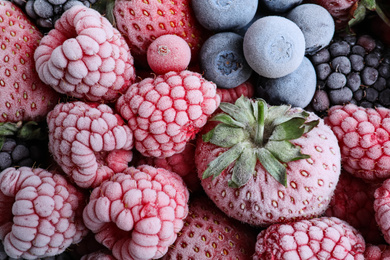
[243,16,305,78]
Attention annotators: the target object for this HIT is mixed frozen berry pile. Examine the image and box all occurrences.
[1,0,390,259]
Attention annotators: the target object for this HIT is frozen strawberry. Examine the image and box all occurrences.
[46,101,133,189]
[82,165,189,260]
[325,170,384,244]
[34,5,136,102]
[113,0,208,66]
[253,217,366,259]
[116,70,220,158]
[136,141,201,192]
[161,195,257,259]
[0,167,88,259]
[195,97,341,226]
[325,104,390,182]
[0,1,60,123]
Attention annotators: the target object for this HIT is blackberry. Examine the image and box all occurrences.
[308,33,390,116]
[0,121,50,171]
[11,0,98,30]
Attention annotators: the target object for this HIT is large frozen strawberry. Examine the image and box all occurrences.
[34,5,136,103]
[325,170,384,244]
[374,178,390,245]
[253,216,366,259]
[116,70,220,158]
[195,96,341,226]
[161,195,257,260]
[0,1,60,123]
[113,0,208,66]
[47,101,133,189]
[82,165,189,260]
[0,167,88,259]
[325,104,390,182]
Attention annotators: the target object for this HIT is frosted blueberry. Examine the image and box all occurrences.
[33,0,54,19]
[192,0,258,31]
[243,16,305,78]
[256,57,316,108]
[259,0,302,13]
[286,4,335,55]
[200,32,252,89]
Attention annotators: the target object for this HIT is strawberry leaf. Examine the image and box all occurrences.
[206,124,246,148]
[211,114,245,128]
[202,142,246,180]
[269,117,306,141]
[256,148,287,187]
[229,147,257,188]
[265,140,310,162]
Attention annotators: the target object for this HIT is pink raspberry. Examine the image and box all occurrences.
[0,167,88,259]
[34,5,136,102]
[47,101,133,188]
[136,141,200,192]
[374,178,390,244]
[216,80,255,104]
[82,165,189,260]
[364,244,390,260]
[116,70,220,158]
[147,34,192,75]
[81,250,116,260]
[254,217,366,259]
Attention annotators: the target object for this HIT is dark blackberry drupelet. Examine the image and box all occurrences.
[308,33,390,116]
[0,121,50,171]
[11,0,98,29]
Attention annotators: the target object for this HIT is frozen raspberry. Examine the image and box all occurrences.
[82,165,189,260]
[325,170,384,244]
[116,70,220,158]
[34,5,136,102]
[147,34,191,75]
[47,101,133,189]
[364,244,390,260]
[216,80,255,104]
[136,141,200,192]
[0,167,88,259]
[81,250,116,260]
[374,178,390,244]
[254,217,366,259]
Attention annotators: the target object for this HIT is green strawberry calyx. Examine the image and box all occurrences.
[0,121,48,150]
[202,96,319,188]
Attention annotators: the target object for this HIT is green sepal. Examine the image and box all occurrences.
[202,128,215,142]
[17,121,48,140]
[265,140,310,162]
[211,113,245,128]
[256,148,287,187]
[0,122,18,136]
[348,2,367,28]
[229,147,257,188]
[205,124,246,148]
[234,96,256,123]
[362,0,376,11]
[254,99,267,145]
[264,105,290,126]
[302,119,320,134]
[269,117,307,141]
[202,142,246,180]
[219,102,250,124]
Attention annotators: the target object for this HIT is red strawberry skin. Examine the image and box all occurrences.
[0,1,59,122]
[113,0,208,66]
[162,195,257,260]
[195,111,341,226]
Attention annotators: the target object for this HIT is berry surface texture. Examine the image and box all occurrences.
[1,0,390,259]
